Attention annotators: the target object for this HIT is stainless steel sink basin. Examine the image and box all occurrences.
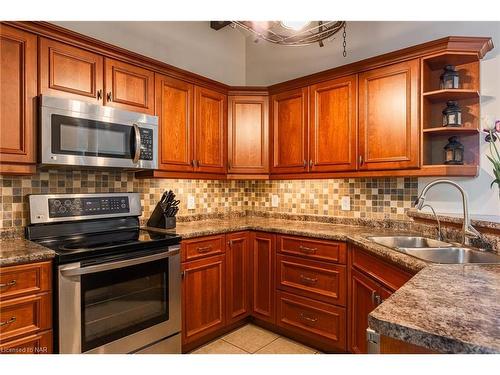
[367,236,453,249]
[367,236,500,264]
[397,247,500,264]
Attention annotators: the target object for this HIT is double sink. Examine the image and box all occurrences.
[367,236,500,264]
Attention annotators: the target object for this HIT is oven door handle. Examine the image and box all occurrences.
[60,247,180,277]
[132,123,141,164]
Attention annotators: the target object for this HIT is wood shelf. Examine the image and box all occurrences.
[422,89,479,102]
[422,127,479,134]
[420,164,479,177]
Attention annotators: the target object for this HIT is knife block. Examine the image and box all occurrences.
[147,201,177,229]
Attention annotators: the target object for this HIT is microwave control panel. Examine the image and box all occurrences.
[139,128,154,161]
[48,196,130,218]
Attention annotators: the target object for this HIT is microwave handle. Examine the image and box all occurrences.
[132,123,141,164]
[60,246,180,277]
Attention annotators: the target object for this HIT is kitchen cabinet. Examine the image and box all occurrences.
[194,86,227,174]
[0,24,37,175]
[270,88,309,174]
[358,59,420,170]
[104,57,155,115]
[227,95,269,175]
[39,38,104,103]
[0,261,52,354]
[250,232,276,324]
[181,254,226,345]
[155,74,194,172]
[226,232,251,324]
[309,75,358,172]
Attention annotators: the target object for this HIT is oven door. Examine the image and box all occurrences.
[58,246,180,354]
[41,95,157,170]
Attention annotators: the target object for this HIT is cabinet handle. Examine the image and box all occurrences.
[299,313,318,325]
[309,159,313,167]
[0,316,16,327]
[371,291,377,305]
[181,271,185,279]
[359,155,364,166]
[303,160,307,168]
[196,245,212,253]
[97,89,102,100]
[299,245,317,254]
[375,294,383,305]
[300,274,318,285]
[0,280,16,288]
[227,241,232,248]
[106,92,112,102]
[193,160,199,168]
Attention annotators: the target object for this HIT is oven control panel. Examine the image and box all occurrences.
[48,196,130,218]
[139,128,153,161]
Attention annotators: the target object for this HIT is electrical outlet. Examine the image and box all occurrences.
[341,196,351,211]
[271,195,279,207]
[187,195,195,210]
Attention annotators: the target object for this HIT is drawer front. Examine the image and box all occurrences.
[0,294,51,342]
[0,262,51,300]
[0,330,52,354]
[277,255,346,306]
[277,235,346,264]
[277,291,346,351]
[182,235,225,262]
[351,246,413,291]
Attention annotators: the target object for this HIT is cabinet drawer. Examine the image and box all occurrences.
[0,293,51,342]
[351,246,413,291]
[277,255,346,306]
[0,262,51,300]
[0,329,52,354]
[182,235,225,262]
[276,291,346,352]
[277,235,346,264]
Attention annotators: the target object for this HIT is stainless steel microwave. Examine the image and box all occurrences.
[40,95,158,170]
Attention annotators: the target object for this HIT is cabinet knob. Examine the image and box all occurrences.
[309,159,313,167]
[97,89,103,100]
[106,92,112,102]
[303,160,307,168]
[359,155,364,166]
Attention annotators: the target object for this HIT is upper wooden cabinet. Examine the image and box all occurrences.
[39,38,104,103]
[104,57,155,115]
[358,59,420,170]
[155,74,194,172]
[271,88,309,174]
[309,75,358,172]
[194,86,227,174]
[0,25,37,174]
[227,95,269,175]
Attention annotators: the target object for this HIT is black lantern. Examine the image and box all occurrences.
[442,101,462,127]
[444,136,464,165]
[440,65,460,89]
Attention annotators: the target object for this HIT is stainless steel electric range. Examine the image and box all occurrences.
[25,193,181,354]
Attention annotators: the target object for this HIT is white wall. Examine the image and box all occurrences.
[52,21,246,86]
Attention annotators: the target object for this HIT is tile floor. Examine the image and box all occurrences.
[191,324,322,354]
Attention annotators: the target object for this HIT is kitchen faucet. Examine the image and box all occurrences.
[414,179,482,245]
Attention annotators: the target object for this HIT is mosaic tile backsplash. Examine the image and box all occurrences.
[0,169,418,229]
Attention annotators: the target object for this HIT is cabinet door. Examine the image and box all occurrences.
[104,57,154,115]
[194,86,227,174]
[228,95,269,174]
[349,268,379,354]
[182,255,225,345]
[226,232,251,324]
[39,38,103,103]
[309,75,357,172]
[358,59,420,170]
[250,232,276,324]
[0,25,37,171]
[270,88,309,174]
[155,74,194,171]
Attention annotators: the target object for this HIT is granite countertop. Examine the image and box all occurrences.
[146,216,429,273]
[0,238,56,267]
[369,264,500,353]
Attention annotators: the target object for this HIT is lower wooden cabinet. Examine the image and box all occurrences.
[250,232,276,324]
[276,291,346,352]
[226,232,251,324]
[181,254,226,345]
[0,261,52,354]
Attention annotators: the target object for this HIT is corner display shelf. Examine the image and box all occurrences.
[420,50,487,177]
